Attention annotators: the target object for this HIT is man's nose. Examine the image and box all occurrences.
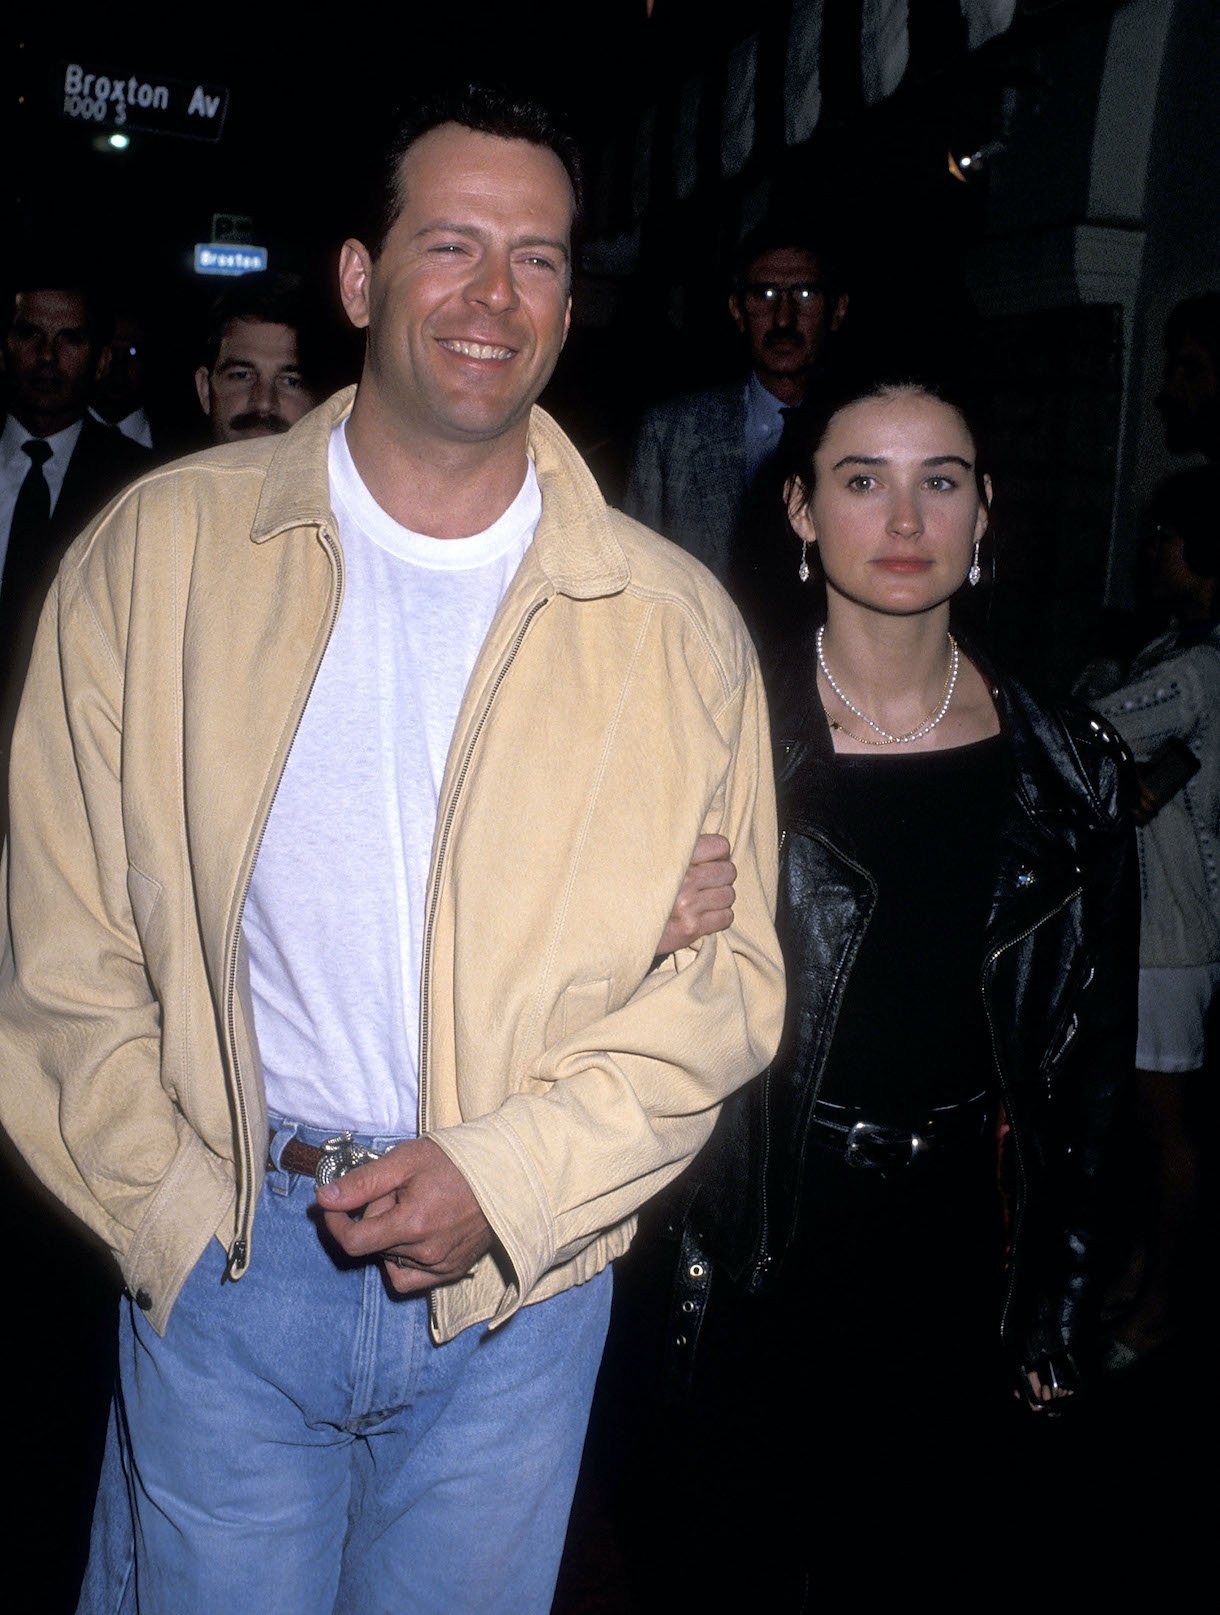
[467,252,518,313]
[250,371,277,411]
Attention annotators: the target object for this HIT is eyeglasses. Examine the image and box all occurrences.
[742,282,825,309]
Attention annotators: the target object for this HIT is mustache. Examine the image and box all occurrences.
[229,411,290,435]
[761,327,802,347]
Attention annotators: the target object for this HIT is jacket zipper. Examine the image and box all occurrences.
[225,525,345,1279]
[982,885,1082,1338]
[746,827,787,1291]
[417,596,550,1326]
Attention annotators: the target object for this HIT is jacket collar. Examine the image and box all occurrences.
[768,622,1084,841]
[249,386,630,602]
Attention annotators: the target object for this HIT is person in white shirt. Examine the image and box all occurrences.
[1,88,783,1615]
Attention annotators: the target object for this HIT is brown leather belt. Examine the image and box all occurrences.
[272,1132,328,1179]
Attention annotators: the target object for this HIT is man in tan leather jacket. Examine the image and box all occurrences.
[0,87,783,1613]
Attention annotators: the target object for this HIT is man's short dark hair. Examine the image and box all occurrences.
[1165,293,1220,367]
[6,261,110,346]
[201,272,315,373]
[364,83,584,259]
[731,223,843,297]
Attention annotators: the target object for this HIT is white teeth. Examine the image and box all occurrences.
[440,339,513,360]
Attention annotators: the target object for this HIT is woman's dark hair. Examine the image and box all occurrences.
[782,365,993,513]
[1145,465,1220,581]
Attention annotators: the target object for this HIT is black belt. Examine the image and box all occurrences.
[808,1092,991,1172]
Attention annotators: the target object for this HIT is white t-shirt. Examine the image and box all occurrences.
[244,422,540,1134]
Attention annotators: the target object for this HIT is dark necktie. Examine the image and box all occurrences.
[3,439,55,593]
[1,439,56,703]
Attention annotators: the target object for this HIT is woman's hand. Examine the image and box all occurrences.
[1017,1352,1078,1414]
[655,834,736,955]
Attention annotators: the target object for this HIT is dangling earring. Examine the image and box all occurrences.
[968,539,982,588]
[798,536,812,584]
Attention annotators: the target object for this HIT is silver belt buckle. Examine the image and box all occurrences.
[845,1120,930,1172]
[315,1132,381,1187]
[845,1119,885,1169]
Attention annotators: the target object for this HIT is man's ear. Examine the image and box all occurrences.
[194,366,212,418]
[339,240,374,331]
[92,343,111,385]
[830,292,849,334]
[728,291,746,338]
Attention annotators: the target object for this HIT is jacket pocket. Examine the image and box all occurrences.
[545,976,612,1045]
[126,863,164,937]
[1038,963,1092,1090]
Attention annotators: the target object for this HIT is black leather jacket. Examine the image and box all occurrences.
[668,638,1138,1386]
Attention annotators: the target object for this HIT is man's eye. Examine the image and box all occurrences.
[279,376,303,390]
[519,254,558,272]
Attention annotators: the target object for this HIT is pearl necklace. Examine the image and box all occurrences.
[816,625,960,745]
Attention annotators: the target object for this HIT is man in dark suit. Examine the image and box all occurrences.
[623,225,847,585]
[1,275,152,814]
[0,272,151,1607]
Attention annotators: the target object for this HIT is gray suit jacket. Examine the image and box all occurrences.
[622,383,745,583]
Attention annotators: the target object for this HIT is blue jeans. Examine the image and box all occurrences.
[79,1115,612,1614]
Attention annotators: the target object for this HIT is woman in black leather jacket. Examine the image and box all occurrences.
[590,366,1138,1610]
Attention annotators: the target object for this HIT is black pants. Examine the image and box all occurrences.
[566,1138,1021,1612]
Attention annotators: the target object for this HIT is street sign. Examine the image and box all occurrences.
[212,215,256,245]
[58,62,229,141]
[194,245,269,277]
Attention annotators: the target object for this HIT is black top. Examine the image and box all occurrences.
[815,734,1007,1124]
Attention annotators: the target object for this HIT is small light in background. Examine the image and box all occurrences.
[108,132,130,150]
[948,141,1003,183]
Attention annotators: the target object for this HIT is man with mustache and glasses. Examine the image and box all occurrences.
[194,271,323,444]
[624,225,848,591]
[0,85,783,1614]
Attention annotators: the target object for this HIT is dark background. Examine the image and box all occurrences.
[2,3,1214,1607]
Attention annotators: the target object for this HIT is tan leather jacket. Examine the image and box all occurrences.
[0,389,784,1343]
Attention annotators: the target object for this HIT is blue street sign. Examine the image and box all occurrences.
[194,244,269,277]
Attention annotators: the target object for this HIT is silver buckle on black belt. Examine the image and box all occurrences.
[845,1120,931,1171]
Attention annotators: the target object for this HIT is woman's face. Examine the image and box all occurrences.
[788,389,991,619]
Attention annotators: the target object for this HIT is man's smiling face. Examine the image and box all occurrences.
[339,122,573,451]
